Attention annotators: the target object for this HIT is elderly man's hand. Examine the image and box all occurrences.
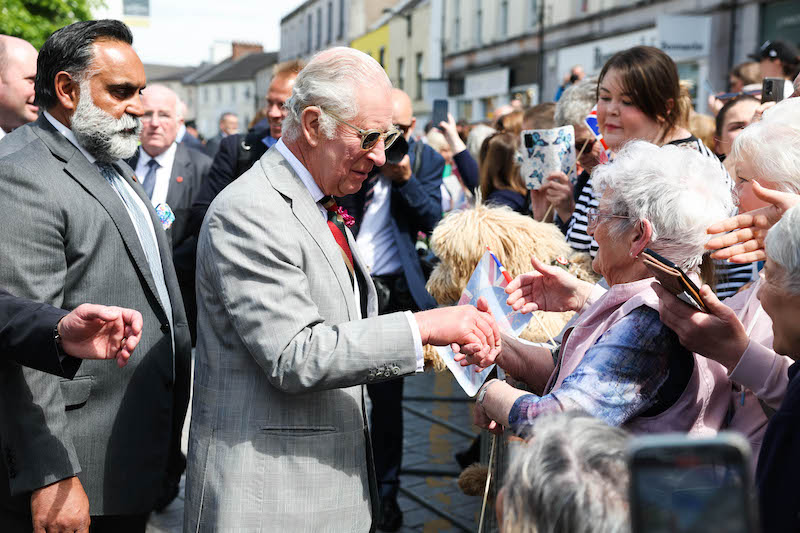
[58,304,144,367]
[653,282,749,371]
[415,297,501,370]
[382,154,412,184]
[541,172,575,222]
[505,256,593,314]
[31,476,90,533]
[706,182,800,263]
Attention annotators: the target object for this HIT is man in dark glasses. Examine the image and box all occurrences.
[186,47,500,533]
[337,88,445,531]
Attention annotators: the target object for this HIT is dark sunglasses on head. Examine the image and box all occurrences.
[319,107,402,151]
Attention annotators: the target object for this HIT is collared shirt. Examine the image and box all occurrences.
[275,138,424,371]
[355,175,402,276]
[176,124,186,143]
[135,142,178,206]
[0,127,5,141]
[262,135,278,149]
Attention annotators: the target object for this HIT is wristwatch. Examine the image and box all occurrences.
[477,379,497,405]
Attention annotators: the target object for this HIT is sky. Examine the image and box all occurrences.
[99,0,307,66]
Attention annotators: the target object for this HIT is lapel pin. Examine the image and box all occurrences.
[176,176,184,183]
[132,175,138,182]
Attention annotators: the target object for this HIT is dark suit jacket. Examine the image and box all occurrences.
[204,131,225,157]
[0,115,191,517]
[190,126,270,238]
[127,144,211,344]
[180,132,205,153]
[338,138,444,311]
[0,290,79,378]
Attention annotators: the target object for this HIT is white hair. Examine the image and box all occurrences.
[502,411,631,533]
[592,141,736,270]
[729,98,800,194]
[466,123,496,162]
[142,83,181,123]
[554,77,598,128]
[766,204,800,294]
[282,46,391,141]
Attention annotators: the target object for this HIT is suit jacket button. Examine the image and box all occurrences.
[161,323,170,334]
[392,366,400,375]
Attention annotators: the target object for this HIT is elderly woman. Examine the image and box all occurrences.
[473,141,734,436]
[497,412,630,533]
[754,204,800,532]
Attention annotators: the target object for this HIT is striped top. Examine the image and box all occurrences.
[563,135,754,298]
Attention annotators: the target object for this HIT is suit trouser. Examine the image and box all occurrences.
[367,273,416,502]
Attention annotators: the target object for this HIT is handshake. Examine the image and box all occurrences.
[414,297,500,370]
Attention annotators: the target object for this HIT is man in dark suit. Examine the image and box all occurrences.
[0,20,191,533]
[337,88,444,531]
[0,290,143,375]
[190,60,303,236]
[126,84,211,345]
[203,111,238,157]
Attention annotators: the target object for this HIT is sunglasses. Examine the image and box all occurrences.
[320,107,402,151]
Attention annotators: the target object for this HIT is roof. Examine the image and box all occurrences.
[146,64,202,82]
[281,0,316,24]
[195,52,279,84]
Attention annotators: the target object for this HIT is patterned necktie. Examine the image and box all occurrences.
[362,173,380,211]
[320,195,354,282]
[98,163,173,326]
[141,158,160,199]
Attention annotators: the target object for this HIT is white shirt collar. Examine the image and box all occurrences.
[0,127,5,140]
[139,142,177,168]
[275,138,325,204]
[43,110,97,164]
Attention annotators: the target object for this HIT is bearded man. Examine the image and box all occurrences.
[0,20,191,533]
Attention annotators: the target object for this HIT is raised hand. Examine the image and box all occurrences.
[653,282,749,371]
[706,182,800,263]
[505,256,594,314]
[437,113,467,154]
[541,171,575,222]
[415,296,501,370]
[58,304,144,367]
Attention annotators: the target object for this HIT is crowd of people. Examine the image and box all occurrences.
[0,15,800,533]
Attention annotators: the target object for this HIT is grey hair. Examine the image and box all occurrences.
[592,141,735,270]
[282,46,391,142]
[728,98,800,194]
[554,77,599,128]
[466,123,496,162]
[766,204,800,294]
[142,83,180,121]
[502,411,631,533]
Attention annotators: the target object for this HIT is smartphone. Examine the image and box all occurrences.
[629,433,758,533]
[761,77,785,103]
[432,99,449,126]
[641,248,708,312]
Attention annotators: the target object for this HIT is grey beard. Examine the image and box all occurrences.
[71,84,142,163]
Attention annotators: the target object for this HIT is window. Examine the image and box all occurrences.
[203,87,208,103]
[530,0,539,27]
[397,57,405,91]
[379,47,385,68]
[475,0,482,47]
[338,0,345,39]
[499,0,508,37]
[230,85,236,103]
[453,0,461,50]
[245,86,251,100]
[316,7,322,49]
[307,14,313,54]
[327,2,333,44]
[415,53,424,100]
[216,86,222,102]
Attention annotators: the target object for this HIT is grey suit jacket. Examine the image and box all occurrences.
[184,147,419,532]
[0,115,191,517]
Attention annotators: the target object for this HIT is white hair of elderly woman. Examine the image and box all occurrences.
[282,47,391,142]
[466,123,496,162]
[501,411,630,533]
[553,76,599,128]
[729,98,800,194]
[766,204,800,294]
[592,140,735,270]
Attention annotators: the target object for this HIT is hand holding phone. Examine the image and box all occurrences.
[641,249,708,312]
[761,77,785,103]
[432,99,448,127]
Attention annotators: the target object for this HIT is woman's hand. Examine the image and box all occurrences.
[540,172,575,222]
[505,256,594,314]
[437,113,467,154]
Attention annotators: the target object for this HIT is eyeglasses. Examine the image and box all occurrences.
[586,207,632,228]
[320,107,402,151]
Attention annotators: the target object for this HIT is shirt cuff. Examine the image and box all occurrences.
[729,339,787,399]
[405,310,425,372]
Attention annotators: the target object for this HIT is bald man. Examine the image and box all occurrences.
[337,87,445,531]
[0,35,38,139]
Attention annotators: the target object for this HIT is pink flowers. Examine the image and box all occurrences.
[337,206,355,227]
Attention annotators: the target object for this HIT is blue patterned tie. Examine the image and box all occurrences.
[141,158,159,200]
[97,163,173,329]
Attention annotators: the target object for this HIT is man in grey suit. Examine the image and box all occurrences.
[185,46,500,532]
[0,20,191,533]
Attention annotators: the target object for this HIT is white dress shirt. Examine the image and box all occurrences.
[135,143,178,206]
[0,127,6,141]
[354,175,402,276]
[275,139,424,371]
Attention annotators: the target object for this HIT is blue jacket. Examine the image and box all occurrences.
[338,138,444,310]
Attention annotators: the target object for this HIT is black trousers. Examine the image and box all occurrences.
[367,273,416,502]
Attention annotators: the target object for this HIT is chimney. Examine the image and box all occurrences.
[232,42,264,60]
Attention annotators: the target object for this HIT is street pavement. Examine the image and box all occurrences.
[147,366,483,533]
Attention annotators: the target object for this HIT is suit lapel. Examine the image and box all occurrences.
[166,144,190,208]
[264,150,359,320]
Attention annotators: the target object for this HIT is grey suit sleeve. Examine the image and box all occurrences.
[0,161,81,493]
[198,191,419,394]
